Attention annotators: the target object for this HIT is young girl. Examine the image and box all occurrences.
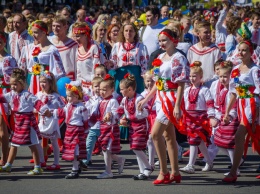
[0,68,49,175]
[180,61,215,174]
[95,74,125,179]
[141,71,156,170]
[37,71,65,170]
[213,61,241,176]
[47,81,88,179]
[118,73,152,180]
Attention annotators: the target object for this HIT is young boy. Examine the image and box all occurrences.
[249,12,260,46]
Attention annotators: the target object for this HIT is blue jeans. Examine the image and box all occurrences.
[83,129,100,164]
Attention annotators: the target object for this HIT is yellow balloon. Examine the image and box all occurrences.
[181,5,187,11]
[138,13,147,25]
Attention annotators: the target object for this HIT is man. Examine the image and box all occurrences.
[22,9,31,17]
[7,13,33,62]
[49,16,78,80]
[68,9,87,35]
[139,5,164,57]
[160,6,169,20]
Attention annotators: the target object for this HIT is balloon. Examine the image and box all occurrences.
[57,77,71,97]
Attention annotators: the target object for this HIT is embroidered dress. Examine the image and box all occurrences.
[36,92,66,139]
[151,52,189,126]
[49,37,78,80]
[183,86,215,145]
[97,96,121,154]
[187,43,221,82]
[110,42,149,74]
[53,102,89,161]
[19,45,66,94]
[249,26,260,46]
[0,90,48,146]
[118,94,149,150]
[214,89,239,149]
[7,30,34,62]
[76,44,102,96]
[226,45,241,66]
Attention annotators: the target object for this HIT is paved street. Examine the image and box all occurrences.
[0,142,260,194]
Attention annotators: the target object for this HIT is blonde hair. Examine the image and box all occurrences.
[190,61,203,76]
[219,61,233,73]
[52,16,68,26]
[96,14,110,24]
[92,21,107,41]
[91,76,103,86]
[66,85,83,100]
[167,19,184,42]
[39,72,58,94]
[195,21,211,34]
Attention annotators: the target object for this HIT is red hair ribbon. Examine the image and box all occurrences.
[190,63,195,67]
[94,64,99,69]
[180,25,184,31]
[159,31,179,44]
[242,41,254,55]
[104,74,111,80]
[0,34,6,43]
[32,23,48,34]
[124,73,130,79]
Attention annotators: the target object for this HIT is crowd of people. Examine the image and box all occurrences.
[0,0,259,184]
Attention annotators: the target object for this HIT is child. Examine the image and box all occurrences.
[94,74,125,179]
[0,68,49,175]
[141,71,156,169]
[94,64,107,79]
[180,61,215,174]
[37,71,65,170]
[47,81,89,179]
[213,61,241,176]
[118,73,152,180]
[249,12,260,46]
[80,76,103,169]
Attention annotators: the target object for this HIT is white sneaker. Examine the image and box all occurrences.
[179,164,195,174]
[202,163,214,172]
[96,172,113,179]
[118,157,126,174]
[224,170,240,176]
[155,160,160,166]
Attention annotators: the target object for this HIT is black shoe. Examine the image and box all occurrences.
[65,171,79,179]
[133,173,148,180]
[79,160,88,171]
[88,160,92,165]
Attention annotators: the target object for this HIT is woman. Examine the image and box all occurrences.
[19,20,65,95]
[107,24,120,48]
[138,29,190,185]
[4,16,13,34]
[0,31,17,166]
[222,40,260,182]
[73,22,103,96]
[109,23,148,75]
[92,21,111,61]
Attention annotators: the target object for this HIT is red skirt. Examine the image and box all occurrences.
[147,110,156,134]
[129,119,148,150]
[12,112,41,145]
[186,110,211,146]
[214,116,239,149]
[99,123,121,154]
[62,124,87,161]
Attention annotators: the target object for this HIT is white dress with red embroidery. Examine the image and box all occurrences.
[76,44,102,96]
[226,45,241,66]
[183,85,215,145]
[7,30,34,62]
[85,94,102,129]
[110,42,149,74]
[0,90,48,146]
[49,37,78,80]
[209,79,223,109]
[155,52,190,125]
[97,96,121,154]
[36,91,66,139]
[0,55,17,115]
[118,94,149,150]
[187,43,221,82]
[18,45,66,94]
[53,102,88,161]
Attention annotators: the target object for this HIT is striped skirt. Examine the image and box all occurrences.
[129,119,148,150]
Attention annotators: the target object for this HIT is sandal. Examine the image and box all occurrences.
[46,164,60,170]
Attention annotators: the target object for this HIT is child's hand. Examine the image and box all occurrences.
[210,118,218,128]
[103,112,112,122]
[223,115,231,125]
[42,109,52,117]
[120,118,128,127]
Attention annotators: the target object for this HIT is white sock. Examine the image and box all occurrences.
[227,149,235,164]
[103,150,112,174]
[198,141,212,164]
[72,157,79,171]
[188,145,198,166]
[133,149,151,175]
[36,143,45,163]
[147,134,156,167]
[206,135,219,161]
[50,138,60,165]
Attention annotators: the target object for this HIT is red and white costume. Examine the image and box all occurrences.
[53,102,88,161]
[0,90,47,146]
[110,42,149,74]
[7,30,34,62]
[97,96,121,154]
[19,45,66,94]
[76,44,102,96]
[49,37,78,80]
[36,92,66,139]
[183,85,215,145]
[118,93,149,150]
[249,26,260,46]
[187,44,221,82]
[214,88,239,149]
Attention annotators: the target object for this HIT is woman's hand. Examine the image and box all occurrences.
[173,106,181,120]
[223,114,231,125]
[137,99,147,112]
[42,109,52,117]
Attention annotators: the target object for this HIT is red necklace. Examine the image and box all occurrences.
[125,93,136,115]
[188,84,201,104]
[122,42,136,52]
[216,81,224,106]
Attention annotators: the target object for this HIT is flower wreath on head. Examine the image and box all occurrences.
[65,82,83,99]
[40,70,52,79]
[28,20,48,36]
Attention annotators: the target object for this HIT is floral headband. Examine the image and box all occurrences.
[240,41,254,54]
[40,70,52,79]
[159,31,179,44]
[73,26,90,36]
[65,84,83,99]
[28,20,48,36]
